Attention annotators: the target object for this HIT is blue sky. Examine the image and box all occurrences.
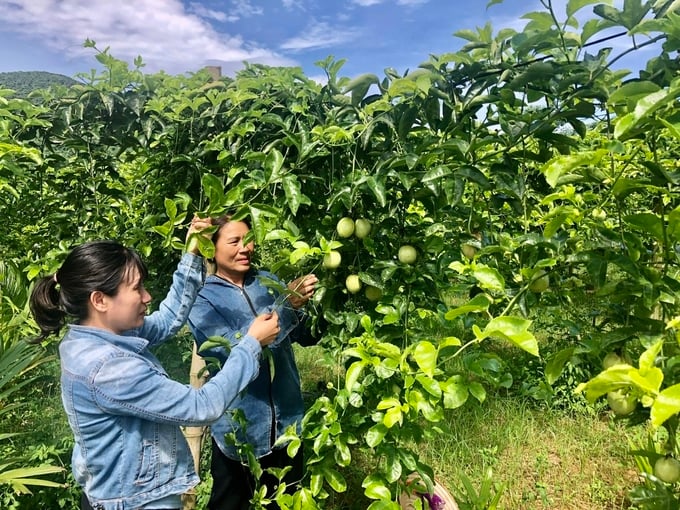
[0,0,657,82]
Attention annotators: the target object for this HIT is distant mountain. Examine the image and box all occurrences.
[0,71,77,97]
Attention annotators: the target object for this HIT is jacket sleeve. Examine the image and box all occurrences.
[188,292,259,366]
[288,312,318,347]
[133,253,205,348]
[91,336,262,426]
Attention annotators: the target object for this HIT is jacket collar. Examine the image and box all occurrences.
[206,268,257,288]
[66,324,149,353]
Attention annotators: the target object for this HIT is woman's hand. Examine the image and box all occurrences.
[287,274,318,309]
[248,311,280,346]
[186,216,213,255]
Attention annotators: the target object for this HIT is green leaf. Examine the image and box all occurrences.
[567,0,606,17]
[415,374,442,398]
[334,439,352,467]
[652,383,680,427]
[444,294,493,320]
[660,118,680,141]
[542,150,607,187]
[456,165,490,189]
[343,73,380,106]
[413,341,437,377]
[164,197,177,220]
[383,406,403,428]
[201,173,225,210]
[609,81,661,107]
[363,479,392,500]
[365,423,388,448]
[442,378,469,409]
[471,265,505,292]
[322,467,348,493]
[623,213,664,241]
[545,347,576,385]
[468,381,487,403]
[668,206,680,242]
[575,367,629,403]
[366,176,387,207]
[639,339,664,372]
[422,165,452,183]
[522,11,555,30]
[366,501,400,510]
[581,18,610,43]
[265,148,285,181]
[594,1,649,29]
[372,341,401,360]
[0,465,65,494]
[195,234,216,259]
[312,473,323,496]
[384,451,402,483]
[477,317,539,356]
[295,487,321,509]
[345,361,366,391]
[574,363,664,403]
[282,174,303,216]
[614,87,680,139]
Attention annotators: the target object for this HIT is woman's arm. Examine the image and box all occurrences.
[132,217,212,346]
[138,252,205,347]
[92,336,264,425]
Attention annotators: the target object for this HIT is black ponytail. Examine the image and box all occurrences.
[29,275,66,343]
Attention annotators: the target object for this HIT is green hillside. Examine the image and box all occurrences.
[0,71,77,97]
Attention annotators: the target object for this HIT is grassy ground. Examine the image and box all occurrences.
[421,398,639,509]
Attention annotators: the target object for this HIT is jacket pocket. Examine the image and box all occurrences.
[134,440,157,485]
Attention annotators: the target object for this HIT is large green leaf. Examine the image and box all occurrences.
[475,317,539,356]
[412,341,437,377]
[542,150,607,187]
[568,0,609,17]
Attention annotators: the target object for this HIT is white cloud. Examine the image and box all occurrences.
[351,0,384,6]
[189,2,228,22]
[280,21,359,51]
[282,0,304,9]
[225,0,264,22]
[351,0,428,5]
[0,0,290,74]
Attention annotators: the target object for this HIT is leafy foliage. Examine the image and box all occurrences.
[4,0,680,507]
[0,71,77,98]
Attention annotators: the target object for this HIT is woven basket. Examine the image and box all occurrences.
[399,475,458,510]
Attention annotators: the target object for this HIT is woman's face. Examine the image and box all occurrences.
[101,265,152,333]
[213,221,254,278]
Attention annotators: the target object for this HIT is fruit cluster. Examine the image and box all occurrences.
[323,217,417,300]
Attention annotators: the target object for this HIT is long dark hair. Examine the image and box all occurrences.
[29,240,148,343]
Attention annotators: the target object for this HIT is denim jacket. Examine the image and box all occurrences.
[59,253,263,510]
[188,269,314,461]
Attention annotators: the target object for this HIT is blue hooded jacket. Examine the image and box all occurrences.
[188,269,314,460]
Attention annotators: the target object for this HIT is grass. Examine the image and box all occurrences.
[423,398,639,509]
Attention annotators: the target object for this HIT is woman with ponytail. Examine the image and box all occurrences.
[29,218,281,510]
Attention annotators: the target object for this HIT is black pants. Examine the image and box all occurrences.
[208,438,304,510]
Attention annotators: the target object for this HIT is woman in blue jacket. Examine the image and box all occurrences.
[188,214,319,510]
[29,218,281,510]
